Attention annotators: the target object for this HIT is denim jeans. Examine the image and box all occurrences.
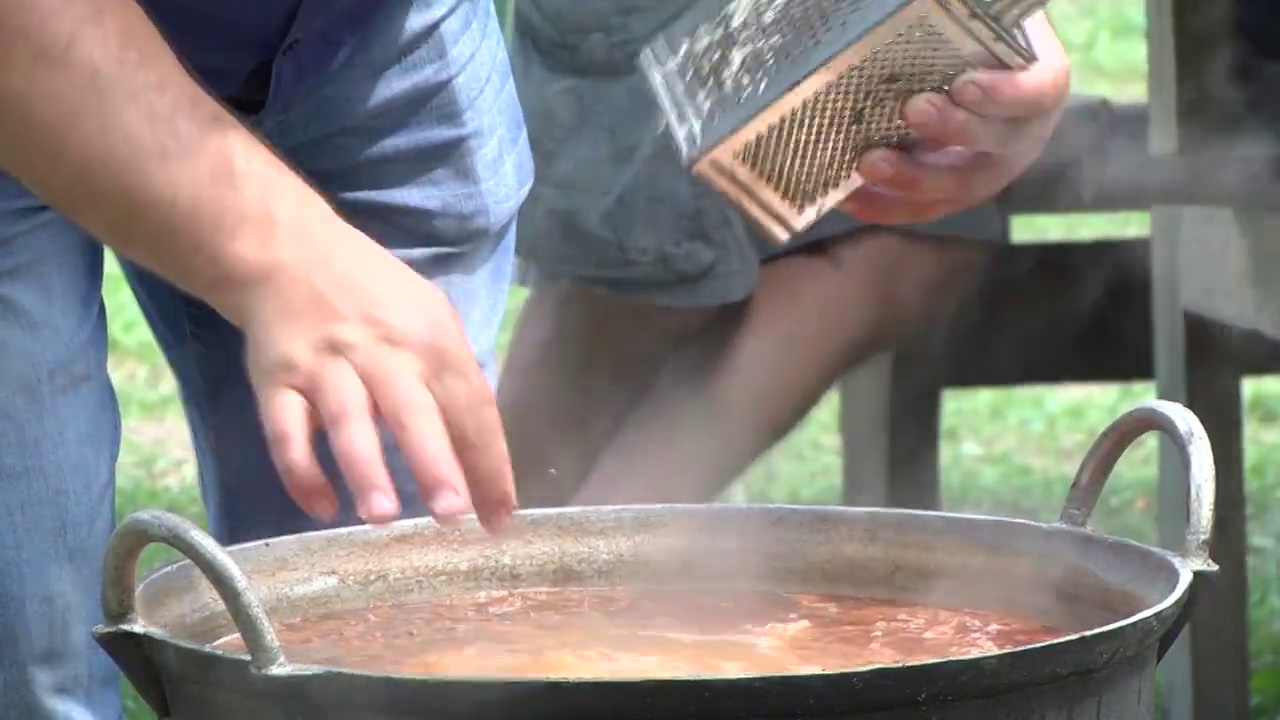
[0,0,532,717]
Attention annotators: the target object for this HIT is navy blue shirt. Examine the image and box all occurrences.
[138,0,379,108]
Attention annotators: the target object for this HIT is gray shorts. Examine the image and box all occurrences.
[510,0,1008,307]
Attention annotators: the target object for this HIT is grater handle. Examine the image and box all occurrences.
[986,0,1049,26]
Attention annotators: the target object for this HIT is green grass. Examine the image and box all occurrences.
[110,0,1280,716]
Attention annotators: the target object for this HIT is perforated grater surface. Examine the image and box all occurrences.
[638,0,1047,243]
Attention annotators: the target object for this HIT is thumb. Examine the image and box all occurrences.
[950,11,1070,119]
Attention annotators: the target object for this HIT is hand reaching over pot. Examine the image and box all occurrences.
[238,218,518,532]
[0,0,517,532]
[839,11,1069,225]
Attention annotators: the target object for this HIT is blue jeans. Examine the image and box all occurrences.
[0,1,531,717]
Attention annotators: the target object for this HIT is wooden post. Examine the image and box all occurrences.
[1147,0,1252,717]
[839,350,943,512]
[839,353,897,508]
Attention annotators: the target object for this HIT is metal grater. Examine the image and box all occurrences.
[638,0,1047,243]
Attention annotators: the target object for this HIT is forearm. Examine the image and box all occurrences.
[0,0,334,321]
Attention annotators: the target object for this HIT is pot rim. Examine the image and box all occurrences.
[121,502,1196,684]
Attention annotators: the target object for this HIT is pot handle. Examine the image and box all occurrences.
[1057,400,1216,572]
[1056,400,1218,664]
[93,510,289,714]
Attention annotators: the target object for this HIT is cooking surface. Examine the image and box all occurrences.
[213,587,1066,678]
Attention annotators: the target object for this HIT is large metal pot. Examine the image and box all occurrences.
[96,400,1216,720]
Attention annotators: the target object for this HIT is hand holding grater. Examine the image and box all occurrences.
[637,0,1048,244]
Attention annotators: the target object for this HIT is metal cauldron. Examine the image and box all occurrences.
[96,400,1216,720]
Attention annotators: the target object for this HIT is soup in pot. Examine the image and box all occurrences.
[213,587,1067,678]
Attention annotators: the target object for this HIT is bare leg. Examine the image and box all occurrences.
[497,285,717,507]
[572,229,992,505]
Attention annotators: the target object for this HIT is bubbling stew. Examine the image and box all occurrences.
[213,587,1067,678]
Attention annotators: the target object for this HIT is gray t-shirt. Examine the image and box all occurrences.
[510,0,1006,306]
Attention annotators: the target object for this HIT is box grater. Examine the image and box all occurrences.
[638,0,1047,243]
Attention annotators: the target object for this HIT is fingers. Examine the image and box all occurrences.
[310,361,402,524]
[844,12,1068,224]
[267,349,508,530]
[856,147,1001,204]
[902,93,1017,153]
[421,343,517,533]
[893,17,1068,153]
[949,13,1070,121]
[341,303,516,533]
[839,186,950,226]
[949,68,1066,121]
[360,358,473,525]
[842,148,1008,223]
[259,386,340,522]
